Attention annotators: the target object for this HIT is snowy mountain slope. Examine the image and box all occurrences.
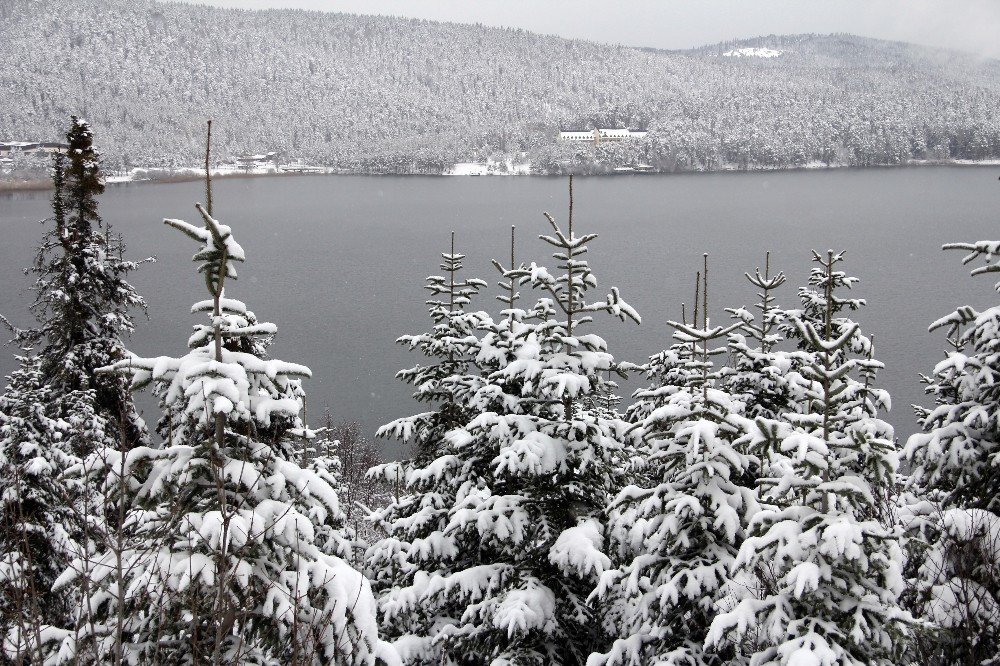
[2,0,999,172]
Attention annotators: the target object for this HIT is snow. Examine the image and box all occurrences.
[191,296,247,314]
[493,427,569,476]
[549,518,611,577]
[723,47,784,58]
[165,205,246,265]
[492,581,556,638]
[445,160,531,176]
[103,346,310,428]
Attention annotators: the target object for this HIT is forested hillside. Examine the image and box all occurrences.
[3,0,1000,173]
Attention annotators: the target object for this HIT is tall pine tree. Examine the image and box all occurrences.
[366,233,492,657]
[18,117,148,443]
[0,117,148,661]
[724,253,799,422]
[593,259,757,666]
[86,204,397,664]
[708,251,909,666]
[379,232,489,463]
[370,179,640,665]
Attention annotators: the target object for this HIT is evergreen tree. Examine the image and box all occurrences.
[905,240,1000,510]
[370,181,639,664]
[902,240,1000,665]
[624,269,711,427]
[0,117,148,661]
[19,117,148,444]
[725,253,800,422]
[707,251,909,666]
[84,204,397,664]
[365,234,492,655]
[0,355,77,660]
[592,261,757,666]
[379,232,489,464]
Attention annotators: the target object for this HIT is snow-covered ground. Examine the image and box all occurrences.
[445,160,531,176]
[104,163,328,184]
[102,161,532,184]
[81,157,1000,188]
[911,158,1000,166]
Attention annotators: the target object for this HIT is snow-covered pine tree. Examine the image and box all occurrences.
[624,269,709,426]
[84,203,397,664]
[707,250,909,666]
[372,179,640,665]
[0,117,149,661]
[905,240,1000,509]
[591,258,757,666]
[365,234,492,651]
[379,232,489,464]
[777,250,895,520]
[609,271,710,511]
[0,354,76,661]
[15,117,148,444]
[725,253,800,422]
[366,228,515,659]
[779,252,891,425]
[901,240,1000,665]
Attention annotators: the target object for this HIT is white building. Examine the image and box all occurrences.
[558,128,648,143]
[236,152,278,168]
[0,141,69,157]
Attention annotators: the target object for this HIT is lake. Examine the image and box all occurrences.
[1,169,997,457]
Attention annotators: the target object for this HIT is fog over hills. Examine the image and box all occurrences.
[3,0,999,173]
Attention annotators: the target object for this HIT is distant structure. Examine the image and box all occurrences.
[558,128,648,144]
[0,141,70,157]
[236,152,278,169]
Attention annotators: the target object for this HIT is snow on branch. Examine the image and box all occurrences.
[165,203,245,296]
[668,320,742,342]
[945,240,1000,291]
[928,305,978,336]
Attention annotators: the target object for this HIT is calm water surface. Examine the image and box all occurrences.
[1,169,997,456]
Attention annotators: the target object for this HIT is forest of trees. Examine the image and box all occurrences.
[2,120,999,665]
[3,0,1000,174]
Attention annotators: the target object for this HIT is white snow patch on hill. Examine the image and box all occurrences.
[723,47,783,58]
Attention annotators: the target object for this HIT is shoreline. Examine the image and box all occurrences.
[2,159,998,193]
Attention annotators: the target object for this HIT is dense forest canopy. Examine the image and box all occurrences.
[2,0,1000,173]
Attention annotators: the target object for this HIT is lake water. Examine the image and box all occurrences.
[1,169,997,457]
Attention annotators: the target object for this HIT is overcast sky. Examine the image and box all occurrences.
[164,0,1000,58]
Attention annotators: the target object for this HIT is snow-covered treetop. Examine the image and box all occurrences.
[782,249,875,362]
[507,191,640,328]
[657,256,740,397]
[425,231,488,311]
[728,253,787,350]
[492,225,528,312]
[795,249,864,315]
[67,115,100,164]
[165,203,245,298]
[100,205,309,437]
